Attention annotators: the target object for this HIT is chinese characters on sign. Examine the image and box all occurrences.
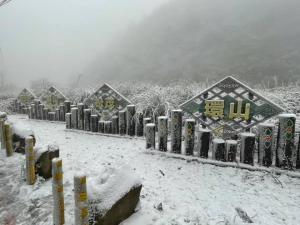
[204,100,251,121]
[40,86,67,112]
[17,88,36,106]
[180,76,284,139]
[84,83,131,120]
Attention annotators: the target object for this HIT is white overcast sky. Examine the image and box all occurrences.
[0,0,170,86]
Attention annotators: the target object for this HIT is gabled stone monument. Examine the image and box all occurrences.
[180,76,284,139]
[84,83,131,120]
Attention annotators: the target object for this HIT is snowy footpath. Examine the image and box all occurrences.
[0,115,300,225]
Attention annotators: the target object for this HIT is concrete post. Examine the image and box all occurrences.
[52,158,65,225]
[258,123,275,167]
[225,140,237,162]
[171,110,183,154]
[25,136,36,185]
[276,114,296,168]
[146,123,156,149]
[74,174,88,225]
[184,119,195,155]
[84,109,91,131]
[158,116,168,152]
[71,108,79,129]
[126,105,136,136]
[212,138,226,161]
[240,132,256,165]
[119,111,126,135]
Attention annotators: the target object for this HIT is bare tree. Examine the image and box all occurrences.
[0,0,13,7]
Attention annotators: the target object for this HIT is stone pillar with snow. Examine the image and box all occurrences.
[240,132,256,165]
[225,140,237,162]
[158,116,168,152]
[197,128,211,158]
[258,123,275,167]
[276,114,296,169]
[212,138,226,161]
[146,123,156,149]
[84,109,91,131]
[126,105,136,136]
[171,110,183,154]
[77,103,85,130]
[119,111,126,135]
[71,108,79,129]
[184,119,195,155]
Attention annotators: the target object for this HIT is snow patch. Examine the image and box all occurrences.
[87,164,141,212]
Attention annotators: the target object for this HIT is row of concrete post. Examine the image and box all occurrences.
[27,100,72,122]
[12,99,29,114]
[66,104,152,138]
[145,111,300,168]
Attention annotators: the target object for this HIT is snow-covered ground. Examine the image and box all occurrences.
[1,115,300,225]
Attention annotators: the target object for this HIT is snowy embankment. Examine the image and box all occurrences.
[0,115,300,225]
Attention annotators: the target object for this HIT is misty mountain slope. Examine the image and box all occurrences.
[87,0,300,84]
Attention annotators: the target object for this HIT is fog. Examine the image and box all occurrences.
[1,0,300,90]
[0,0,169,87]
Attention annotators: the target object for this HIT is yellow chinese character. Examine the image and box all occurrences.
[104,97,115,110]
[95,98,104,109]
[204,100,224,118]
[229,100,250,121]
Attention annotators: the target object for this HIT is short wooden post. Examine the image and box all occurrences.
[104,121,112,134]
[158,116,168,152]
[43,108,49,120]
[39,104,45,120]
[56,109,61,121]
[59,105,65,122]
[77,103,84,130]
[126,105,136,136]
[64,101,71,114]
[143,118,152,136]
[135,113,144,137]
[25,136,36,185]
[71,108,79,129]
[111,116,119,134]
[296,134,300,169]
[240,132,256,165]
[28,106,33,119]
[49,112,56,121]
[52,158,65,225]
[98,121,105,133]
[258,123,275,167]
[4,123,13,157]
[225,140,237,162]
[31,103,36,119]
[146,123,155,149]
[34,100,40,119]
[276,114,296,168]
[197,128,211,158]
[74,174,88,225]
[119,110,126,135]
[212,138,226,161]
[90,115,99,132]
[84,109,91,131]
[0,119,5,149]
[184,119,195,155]
[171,110,183,154]
[65,113,71,129]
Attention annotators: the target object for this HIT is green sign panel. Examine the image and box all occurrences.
[180,76,284,139]
[40,86,67,112]
[84,83,131,119]
[17,88,36,106]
